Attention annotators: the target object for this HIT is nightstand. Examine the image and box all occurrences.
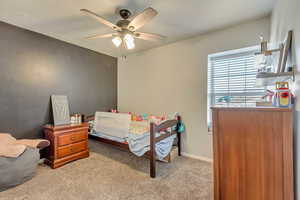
[44,123,89,168]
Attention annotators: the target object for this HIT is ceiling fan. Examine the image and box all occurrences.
[80,7,166,50]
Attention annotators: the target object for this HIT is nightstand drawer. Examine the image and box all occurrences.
[58,131,87,146]
[57,141,87,159]
[44,123,89,168]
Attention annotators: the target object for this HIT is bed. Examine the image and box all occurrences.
[86,112,182,178]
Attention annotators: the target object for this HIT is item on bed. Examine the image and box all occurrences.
[88,112,183,178]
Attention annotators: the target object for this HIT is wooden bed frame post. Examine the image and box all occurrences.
[150,122,156,178]
[177,116,182,156]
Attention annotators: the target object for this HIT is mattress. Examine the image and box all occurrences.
[89,130,127,143]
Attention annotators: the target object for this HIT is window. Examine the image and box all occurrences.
[207,47,265,128]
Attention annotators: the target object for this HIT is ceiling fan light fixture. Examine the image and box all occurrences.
[82,7,165,50]
[124,34,135,50]
[112,36,122,47]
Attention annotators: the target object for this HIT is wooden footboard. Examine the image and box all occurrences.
[149,116,181,178]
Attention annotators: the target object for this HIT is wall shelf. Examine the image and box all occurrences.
[256,71,294,79]
[256,66,295,86]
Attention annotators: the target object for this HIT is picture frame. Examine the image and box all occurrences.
[51,95,71,126]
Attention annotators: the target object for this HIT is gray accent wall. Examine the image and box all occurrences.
[0,21,117,139]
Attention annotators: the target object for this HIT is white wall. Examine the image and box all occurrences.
[118,17,270,159]
[270,0,300,103]
[270,0,300,198]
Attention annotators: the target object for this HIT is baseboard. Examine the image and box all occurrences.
[181,152,213,163]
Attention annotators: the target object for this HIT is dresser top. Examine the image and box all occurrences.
[44,122,88,131]
[211,106,293,112]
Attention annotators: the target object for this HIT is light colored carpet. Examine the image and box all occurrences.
[0,139,213,200]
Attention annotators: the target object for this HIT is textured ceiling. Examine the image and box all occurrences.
[0,0,275,57]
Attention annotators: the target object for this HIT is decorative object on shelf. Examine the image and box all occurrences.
[70,114,84,124]
[255,36,284,73]
[217,96,231,104]
[256,89,274,107]
[255,30,294,86]
[273,82,294,108]
[51,95,71,126]
[70,115,76,124]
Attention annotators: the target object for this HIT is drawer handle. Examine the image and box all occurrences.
[70,136,76,141]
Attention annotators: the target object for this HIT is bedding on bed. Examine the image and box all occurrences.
[127,130,176,161]
[90,112,181,161]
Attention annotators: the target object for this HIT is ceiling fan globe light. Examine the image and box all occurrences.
[112,36,122,47]
[124,34,135,50]
[125,40,135,50]
[124,34,134,42]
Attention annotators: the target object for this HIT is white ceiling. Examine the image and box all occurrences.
[0,0,275,57]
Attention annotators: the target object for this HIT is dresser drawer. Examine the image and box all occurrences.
[57,141,87,159]
[58,131,87,146]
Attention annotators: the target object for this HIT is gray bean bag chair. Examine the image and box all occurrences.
[0,147,40,192]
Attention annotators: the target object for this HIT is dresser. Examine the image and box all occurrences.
[44,123,89,169]
[212,107,293,200]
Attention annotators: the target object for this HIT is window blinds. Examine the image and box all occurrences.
[207,48,265,127]
[208,50,265,106]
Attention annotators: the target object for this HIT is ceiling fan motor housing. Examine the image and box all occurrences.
[116,20,130,29]
[119,9,132,19]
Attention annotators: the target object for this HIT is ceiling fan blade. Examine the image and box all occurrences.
[80,9,121,31]
[134,32,166,41]
[128,7,158,31]
[85,33,115,39]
